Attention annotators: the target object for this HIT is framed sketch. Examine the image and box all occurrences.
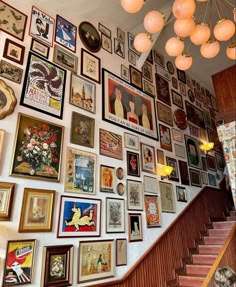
[0,60,23,84]
[156,66,170,81]
[140,143,156,174]
[166,157,179,182]
[127,179,143,211]
[155,74,171,106]
[121,64,129,81]
[172,128,183,142]
[144,195,161,227]
[174,143,186,159]
[177,68,186,84]
[30,38,49,58]
[98,23,111,37]
[185,101,205,128]
[179,82,186,97]
[144,176,158,194]
[114,38,125,58]
[55,14,77,52]
[206,154,217,171]
[0,182,15,221]
[130,65,142,90]
[21,51,66,119]
[10,113,64,181]
[128,32,140,56]
[18,188,55,232]
[215,152,225,171]
[159,181,176,213]
[81,48,101,83]
[78,240,115,283]
[156,101,173,126]
[128,213,143,242]
[208,173,217,187]
[117,28,125,43]
[65,148,96,195]
[143,79,156,97]
[2,239,36,286]
[127,151,140,177]
[70,112,95,148]
[0,79,17,120]
[178,160,190,185]
[0,129,5,160]
[101,33,112,53]
[29,6,55,47]
[185,135,202,169]
[41,245,73,287]
[0,1,27,41]
[100,165,115,193]
[53,44,78,73]
[128,49,136,65]
[159,124,172,152]
[142,62,153,83]
[70,73,96,113]
[58,195,101,238]
[116,239,127,266]
[100,128,123,160]
[171,90,183,109]
[106,197,125,233]
[189,168,202,187]
[124,133,139,150]
[156,149,165,164]
[79,21,101,53]
[176,186,187,202]
[189,123,200,138]
[102,69,158,140]
[153,50,165,67]
[3,39,25,65]
[201,171,208,185]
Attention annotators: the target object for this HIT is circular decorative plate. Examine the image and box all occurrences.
[0,79,17,120]
[117,182,124,196]
[79,21,101,53]
[167,61,175,75]
[116,167,124,180]
[188,89,195,103]
[173,109,188,130]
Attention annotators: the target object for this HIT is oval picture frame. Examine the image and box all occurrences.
[116,167,124,180]
[0,79,17,120]
[79,21,101,53]
[117,182,124,196]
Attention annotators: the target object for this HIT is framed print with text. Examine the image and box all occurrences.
[127,180,143,211]
[159,181,176,213]
[174,143,186,159]
[116,239,127,266]
[144,195,161,227]
[106,197,125,233]
[140,143,156,174]
[143,176,158,194]
[81,48,101,84]
[100,165,115,193]
[128,213,143,242]
[0,182,15,221]
[98,23,111,38]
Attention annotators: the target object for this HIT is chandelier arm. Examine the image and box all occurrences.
[202,0,210,23]
[209,0,213,36]
[214,0,223,19]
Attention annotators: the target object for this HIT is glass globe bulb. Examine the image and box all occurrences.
[175,51,193,70]
[200,39,220,58]
[165,36,184,56]
[144,10,165,34]
[226,40,236,60]
[174,17,195,37]
[214,18,235,41]
[190,23,211,45]
[121,0,144,13]
[172,0,196,19]
[134,33,152,53]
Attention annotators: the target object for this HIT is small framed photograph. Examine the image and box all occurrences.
[206,154,217,171]
[156,74,171,106]
[58,195,101,238]
[177,68,186,84]
[201,171,208,185]
[215,152,225,171]
[81,48,101,84]
[130,65,142,90]
[127,179,143,211]
[121,64,129,81]
[98,23,111,37]
[116,167,124,180]
[156,65,170,81]
[208,173,217,187]
[171,89,183,109]
[153,50,165,68]
[143,79,156,97]
[2,239,36,286]
[116,238,127,266]
[100,128,123,160]
[172,128,183,142]
[189,168,202,187]
[114,38,125,58]
[100,165,115,193]
[156,101,173,126]
[159,181,176,213]
[18,188,55,232]
[0,80,16,120]
[117,28,125,43]
[53,44,78,73]
[140,143,156,174]
[0,59,23,84]
[41,245,73,287]
[117,182,125,196]
[143,176,158,194]
[127,151,140,177]
[156,149,165,164]
[159,124,172,152]
[124,133,139,150]
[0,182,15,221]
[167,61,175,74]
[0,129,5,160]
[178,160,190,185]
[166,156,179,182]
[128,49,136,66]
[172,76,178,89]
[144,195,161,227]
[106,197,125,233]
[79,21,101,53]
[142,62,153,83]
[78,240,115,283]
[30,38,49,58]
[128,213,143,242]
[101,33,112,53]
[70,111,95,148]
[3,38,25,65]
[179,82,186,96]
[176,186,187,202]
[128,32,140,56]
[174,143,186,159]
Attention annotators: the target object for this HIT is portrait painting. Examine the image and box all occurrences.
[79,22,101,53]
[128,213,143,242]
[106,197,125,233]
[155,74,171,106]
[140,143,156,174]
[144,195,161,228]
[127,151,140,177]
[159,124,172,152]
[100,165,115,193]
[127,180,143,211]
[185,135,202,169]
[99,129,123,160]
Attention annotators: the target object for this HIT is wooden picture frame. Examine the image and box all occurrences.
[53,44,78,73]
[185,101,205,128]
[124,132,139,150]
[114,38,125,58]
[156,101,173,126]
[78,240,115,283]
[155,74,171,106]
[155,65,171,82]
[159,181,176,213]
[121,64,129,81]
[142,62,153,83]
[146,50,154,64]
[127,179,143,211]
[21,51,66,119]
[128,213,143,242]
[130,65,142,90]
[156,149,165,164]
[0,182,15,221]
[127,151,140,177]
[0,129,5,160]
[117,182,125,196]
[215,152,225,171]
[143,79,156,97]
[171,89,183,109]
[0,79,17,119]
[79,21,101,53]
[206,154,217,171]
[2,239,36,286]
[117,28,125,43]
[140,143,156,174]
[176,186,187,202]
[144,195,161,227]
[3,38,25,65]
[177,68,186,84]
[0,60,23,84]
[128,49,136,66]
[201,171,208,185]
[189,168,202,187]
[153,50,165,68]
[65,147,96,195]
[172,128,183,143]
[208,173,217,187]
[98,23,111,37]
[101,33,112,53]
[30,38,49,58]
[116,239,127,266]
[106,197,125,233]
[41,245,73,287]
[81,48,101,84]
[143,176,158,194]
[18,188,55,232]
[178,160,190,185]
[174,143,186,159]
[179,82,186,97]
[185,135,202,169]
[116,167,124,180]
[159,124,172,152]
[10,113,64,182]
[100,165,115,193]
[58,195,101,238]
[166,156,179,182]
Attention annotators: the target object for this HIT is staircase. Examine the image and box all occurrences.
[168,210,236,287]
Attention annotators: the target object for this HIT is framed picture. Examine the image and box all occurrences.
[203,109,213,129]
[159,181,176,213]
[153,50,165,67]
[116,239,127,266]
[0,79,17,120]
[146,50,154,64]
[29,6,55,47]
[174,143,186,159]
[143,176,158,194]
[117,27,125,43]
[188,89,195,103]
[156,149,165,164]
[144,195,161,227]
[167,61,175,74]
[0,1,27,41]
[30,38,49,58]
[207,128,222,152]
[55,14,77,52]
[177,68,186,84]
[78,240,115,283]
[155,74,171,106]
[102,69,158,140]
[0,129,5,160]
[127,179,143,211]
[3,39,25,65]
[127,151,140,177]
[124,132,139,150]
[58,195,101,238]
[101,33,112,53]
[156,101,173,126]
[189,123,200,138]
[65,148,96,195]
[81,48,101,84]
[70,112,95,148]
[79,21,101,53]
[99,128,123,160]
[208,173,217,187]
[179,82,186,97]
[10,113,64,181]
[176,186,187,202]
[143,79,156,97]
[0,182,15,221]
[117,182,125,196]
[171,89,183,109]
[128,32,140,56]
[172,128,183,142]
[189,168,202,187]
[18,188,55,232]
[185,135,202,169]
[206,154,217,171]
[2,239,36,286]
[156,66,170,81]
[140,143,156,174]
[211,96,218,111]
[178,160,190,185]
[166,157,179,182]
[172,76,178,89]
[201,156,207,171]
[215,152,225,171]
[41,244,73,287]
[98,23,111,37]
[174,109,188,130]
[53,44,78,73]
[21,51,66,119]
[70,73,96,114]
[121,64,129,81]
[114,38,125,58]
[106,197,125,233]
[128,49,136,66]
[159,124,172,152]
[201,171,208,185]
[0,59,23,84]
[130,65,142,90]
[185,101,205,128]
[128,213,143,242]
[142,62,153,83]
[100,165,115,193]
[116,167,124,180]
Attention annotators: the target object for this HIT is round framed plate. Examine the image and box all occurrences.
[79,21,101,53]
[116,167,124,180]
[167,61,175,75]
[188,89,195,103]
[117,182,124,196]
[174,109,188,130]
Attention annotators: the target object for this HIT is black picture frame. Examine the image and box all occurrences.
[127,151,140,177]
[171,89,183,109]
[189,168,202,187]
[114,38,125,59]
[155,74,171,106]
[79,21,101,53]
[130,65,143,90]
[177,68,186,84]
[178,160,190,185]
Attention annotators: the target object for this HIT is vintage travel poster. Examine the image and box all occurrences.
[144,195,161,227]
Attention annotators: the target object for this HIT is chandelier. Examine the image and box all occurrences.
[120,0,236,70]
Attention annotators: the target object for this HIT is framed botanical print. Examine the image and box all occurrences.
[101,33,112,53]
[30,38,49,58]
[130,65,142,90]
[156,149,165,164]
[0,60,23,84]
[65,148,96,195]
[178,160,190,185]
[128,213,143,242]
[142,62,153,83]
[144,195,161,227]
[53,44,78,73]
[79,21,101,53]
[100,165,115,193]
[127,179,143,211]
[155,74,171,106]
[0,182,15,221]
[171,89,183,109]
[121,64,129,81]
[124,132,139,150]
[57,195,101,238]
[18,188,55,232]
[116,238,127,266]
[185,135,202,169]
[159,181,176,213]
[114,38,125,58]
[81,48,101,83]
[3,39,25,65]
[127,151,140,177]
[189,168,202,187]
[41,245,73,287]
[206,154,217,171]
[156,101,173,126]
[166,157,179,182]
[176,186,187,202]
[172,128,183,143]
[159,124,172,152]
[106,197,125,233]
[10,113,64,181]
[140,143,156,174]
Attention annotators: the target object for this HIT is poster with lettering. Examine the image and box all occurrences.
[20,52,66,119]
